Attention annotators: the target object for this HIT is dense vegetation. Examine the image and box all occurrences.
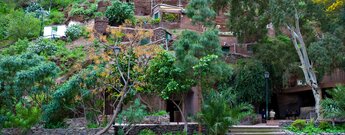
[0,0,344,134]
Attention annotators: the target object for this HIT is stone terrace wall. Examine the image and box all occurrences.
[1,128,113,135]
[114,123,207,135]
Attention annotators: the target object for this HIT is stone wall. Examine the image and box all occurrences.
[1,128,113,135]
[114,123,206,135]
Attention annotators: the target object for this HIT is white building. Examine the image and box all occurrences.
[43,25,67,39]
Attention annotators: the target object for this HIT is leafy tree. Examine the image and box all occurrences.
[145,51,193,132]
[233,59,266,105]
[198,90,253,135]
[186,0,216,27]
[6,10,41,41]
[0,53,60,128]
[269,0,323,119]
[321,85,345,126]
[226,0,270,42]
[0,53,60,109]
[43,65,108,126]
[174,29,231,94]
[105,0,135,26]
[313,0,345,11]
[308,33,345,79]
[254,35,300,90]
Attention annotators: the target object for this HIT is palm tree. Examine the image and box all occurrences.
[197,91,253,135]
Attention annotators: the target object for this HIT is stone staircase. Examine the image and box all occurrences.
[228,125,286,135]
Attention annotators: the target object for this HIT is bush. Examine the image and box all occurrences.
[40,0,73,10]
[65,25,84,41]
[2,102,41,129]
[138,129,156,135]
[1,38,30,55]
[197,91,253,135]
[25,2,41,12]
[162,13,178,22]
[48,10,65,24]
[0,14,9,41]
[150,110,168,116]
[105,0,134,26]
[290,119,306,131]
[150,18,161,25]
[7,10,41,40]
[69,2,97,20]
[27,38,57,56]
[319,121,332,130]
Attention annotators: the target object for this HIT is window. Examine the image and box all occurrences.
[154,12,159,19]
[247,44,253,54]
[222,46,230,54]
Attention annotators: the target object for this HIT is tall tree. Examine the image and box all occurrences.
[186,0,216,27]
[269,0,323,119]
[145,51,193,132]
[233,59,266,106]
[174,30,230,91]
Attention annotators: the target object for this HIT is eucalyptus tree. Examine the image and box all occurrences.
[269,0,324,119]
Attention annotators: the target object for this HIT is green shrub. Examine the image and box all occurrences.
[65,24,84,41]
[48,10,65,24]
[150,110,168,116]
[162,13,178,22]
[319,121,332,130]
[138,129,156,135]
[290,119,306,130]
[197,91,253,135]
[302,119,322,134]
[105,0,134,26]
[2,102,41,129]
[0,14,9,41]
[7,10,40,41]
[40,0,73,10]
[69,2,97,20]
[87,123,99,128]
[27,38,57,56]
[44,121,66,129]
[150,18,161,25]
[69,6,84,16]
[1,38,30,55]
[25,2,42,17]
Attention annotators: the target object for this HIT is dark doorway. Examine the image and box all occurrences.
[166,100,182,122]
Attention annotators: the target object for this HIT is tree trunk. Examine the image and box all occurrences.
[95,82,129,135]
[171,99,188,133]
[286,11,322,120]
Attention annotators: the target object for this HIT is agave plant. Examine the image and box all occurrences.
[197,90,253,135]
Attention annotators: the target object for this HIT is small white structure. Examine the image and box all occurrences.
[43,21,83,39]
[43,25,67,39]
